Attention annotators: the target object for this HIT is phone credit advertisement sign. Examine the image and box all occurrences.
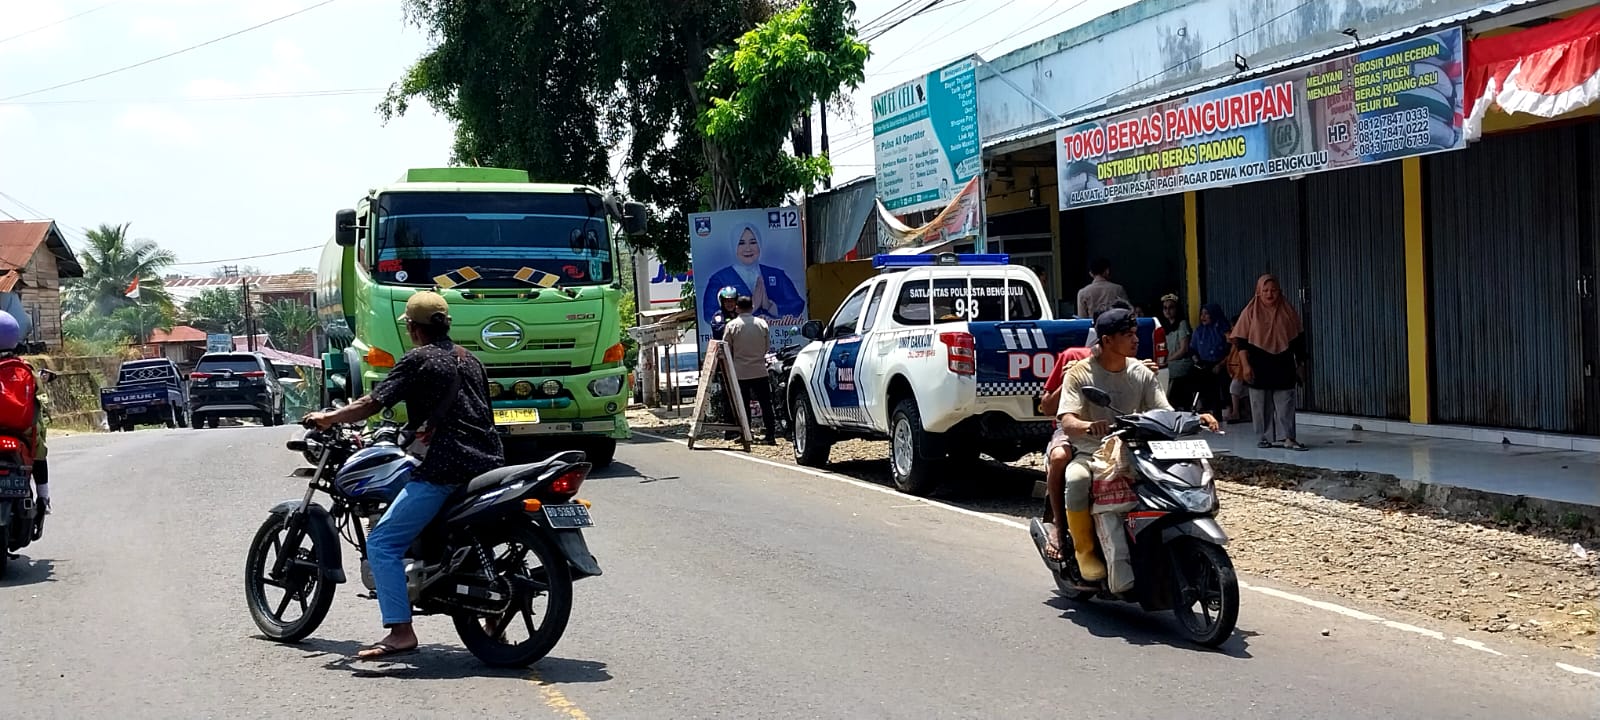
[1056,27,1464,210]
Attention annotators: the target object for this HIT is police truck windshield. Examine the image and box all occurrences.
[373,191,613,288]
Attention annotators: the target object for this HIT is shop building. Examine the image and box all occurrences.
[876,0,1600,438]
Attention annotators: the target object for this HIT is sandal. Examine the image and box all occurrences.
[354,642,417,661]
[1042,524,1065,562]
[1284,440,1309,451]
[1258,440,1273,449]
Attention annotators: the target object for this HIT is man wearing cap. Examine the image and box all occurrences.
[1046,307,1217,580]
[303,290,503,660]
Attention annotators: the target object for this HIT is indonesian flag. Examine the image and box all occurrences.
[1465,6,1600,141]
[124,277,140,299]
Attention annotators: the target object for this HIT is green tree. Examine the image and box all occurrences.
[697,0,868,209]
[106,303,174,345]
[381,0,867,264]
[64,223,176,317]
[182,287,247,335]
[261,300,318,354]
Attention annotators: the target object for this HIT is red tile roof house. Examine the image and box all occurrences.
[140,325,209,365]
[0,220,86,352]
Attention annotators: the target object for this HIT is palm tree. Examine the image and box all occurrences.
[64,223,177,317]
[262,300,319,354]
[181,287,247,335]
[107,303,174,345]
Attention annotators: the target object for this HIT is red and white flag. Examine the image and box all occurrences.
[124,277,141,299]
[1466,6,1600,141]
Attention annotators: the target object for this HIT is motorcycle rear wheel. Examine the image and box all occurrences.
[452,522,574,668]
[1169,540,1239,648]
[244,514,336,643]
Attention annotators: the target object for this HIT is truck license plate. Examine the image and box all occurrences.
[543,503,593,528]
[494,408,540,425]
[1148,440,1213,460]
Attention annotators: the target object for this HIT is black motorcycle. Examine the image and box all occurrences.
[1029,386,1239,647]
[766,341,804,437]
[244,414,602,667]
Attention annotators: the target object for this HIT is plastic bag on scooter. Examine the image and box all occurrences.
[1090,437,1138,594]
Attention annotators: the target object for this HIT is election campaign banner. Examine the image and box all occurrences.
[689,207,808,351]
[1056,27,1465,210]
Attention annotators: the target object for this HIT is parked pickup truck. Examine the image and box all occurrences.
[100,358,189,431]
[786,253,1165,496]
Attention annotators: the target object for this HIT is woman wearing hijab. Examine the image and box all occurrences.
[1159,294,1195,409]
[1190,302,1232,416]
[700,223,806,329]
[1230,274,1308,450]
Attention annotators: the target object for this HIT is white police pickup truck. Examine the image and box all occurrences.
[787,253,1165,496]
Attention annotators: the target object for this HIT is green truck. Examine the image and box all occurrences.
[315,167,647,467]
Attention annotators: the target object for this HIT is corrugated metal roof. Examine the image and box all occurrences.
[0,220,84,287]
[983,0,1547,153]
[165,273,316,292]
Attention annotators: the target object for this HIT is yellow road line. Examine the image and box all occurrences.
[530,669,591,719]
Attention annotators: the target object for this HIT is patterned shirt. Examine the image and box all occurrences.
[369,340,503,485]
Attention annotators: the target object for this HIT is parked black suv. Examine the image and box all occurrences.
[188,352,286,429]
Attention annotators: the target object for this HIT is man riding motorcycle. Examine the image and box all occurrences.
[710,286,740,341]
[301,291,503,660]
[0,310,48,529]
[1046,307,1218,580]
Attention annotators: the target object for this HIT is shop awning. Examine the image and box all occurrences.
[1466,5,1600,140]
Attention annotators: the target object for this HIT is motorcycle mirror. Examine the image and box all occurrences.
[380,406,396,422]
[1082,386,1113,408]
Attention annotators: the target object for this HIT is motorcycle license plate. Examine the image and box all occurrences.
[1148,439,1213,460]
[0,471,30,498]
[543,503,593,529]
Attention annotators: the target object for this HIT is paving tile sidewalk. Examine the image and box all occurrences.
[1211,421,1600,507]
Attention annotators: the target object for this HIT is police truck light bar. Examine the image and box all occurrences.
[872,253,1010,271]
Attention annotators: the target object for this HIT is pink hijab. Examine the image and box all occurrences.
[1229,274,1301,354]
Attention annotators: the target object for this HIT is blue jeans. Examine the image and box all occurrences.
[367,480,455,626]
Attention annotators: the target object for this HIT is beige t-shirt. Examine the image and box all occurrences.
[1058,355,1171,454]
[1076,278,1128,319]
[721,315,770,381]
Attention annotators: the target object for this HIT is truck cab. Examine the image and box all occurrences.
[101,358,188,431]
[317,168,647,467]
[787,253,1165,495]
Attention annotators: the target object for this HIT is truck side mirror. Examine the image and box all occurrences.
[800,320,823,341]
[622,201,649,237]
[335,208,359,247]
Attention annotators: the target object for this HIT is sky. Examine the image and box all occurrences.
[0,0,1134,276]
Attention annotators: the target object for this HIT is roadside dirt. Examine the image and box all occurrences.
[628,408,1600,656]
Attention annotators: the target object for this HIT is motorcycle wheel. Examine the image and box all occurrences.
[453,522,574,668]
[244,513,336,643]
[1169,540,1240,648]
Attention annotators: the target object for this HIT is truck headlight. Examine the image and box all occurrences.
[588,375,623,397]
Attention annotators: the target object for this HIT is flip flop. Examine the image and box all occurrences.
[1041,523,1065,562]
[1258,440,1273,449]
[354,642,418,661]
[1284,440,1309,451]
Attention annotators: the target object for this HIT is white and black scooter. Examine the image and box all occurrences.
[1029,386,1240,647]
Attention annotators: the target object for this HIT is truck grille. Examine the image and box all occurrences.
[455,338,578,352]
[485,363,588,379]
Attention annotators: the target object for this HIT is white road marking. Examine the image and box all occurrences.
[629,430,1597,681]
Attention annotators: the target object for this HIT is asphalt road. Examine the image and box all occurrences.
[2,428,1596,719]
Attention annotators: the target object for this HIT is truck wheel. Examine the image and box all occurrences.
[791,393,833,467]
[165,407,178,429]
[889,399,939,496]
[176,409,189,428]
[107,415,121,432]
[584,438,616,469]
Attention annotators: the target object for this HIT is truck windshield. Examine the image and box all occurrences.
[373,191,613,288]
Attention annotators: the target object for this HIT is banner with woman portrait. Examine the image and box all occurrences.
[689,207,808,351]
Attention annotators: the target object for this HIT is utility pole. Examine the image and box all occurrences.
[240,280,256,352]
[819,99,831,190]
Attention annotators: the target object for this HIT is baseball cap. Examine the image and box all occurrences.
[1093,307,1137,340]
[404,291,451,327]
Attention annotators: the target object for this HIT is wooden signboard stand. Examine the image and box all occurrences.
[686,339,752,451]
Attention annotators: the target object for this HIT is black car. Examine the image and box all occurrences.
[189,352,286,429]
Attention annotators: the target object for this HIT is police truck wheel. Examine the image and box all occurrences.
[791,393,833,467]
[889,399,938,496]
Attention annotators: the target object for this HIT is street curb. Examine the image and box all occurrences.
[1212,455,1600,541]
